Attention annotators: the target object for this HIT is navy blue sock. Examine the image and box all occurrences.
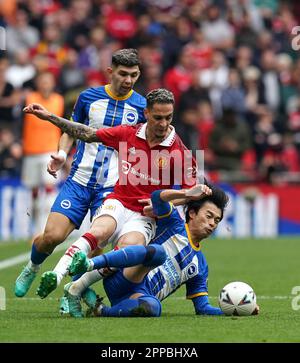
[91,245,166,270]
[101,296,161,317]
[31,244,50,265]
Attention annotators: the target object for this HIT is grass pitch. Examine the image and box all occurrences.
[0,237,300,343]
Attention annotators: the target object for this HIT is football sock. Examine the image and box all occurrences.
[54,233,96,285]
[30,244,50,270]
[90,245,166,270]
[69,270,102,296]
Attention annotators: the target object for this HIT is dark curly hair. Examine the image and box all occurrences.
[185,183,229,222]
[146,88,175,109]
[112,48,140,67]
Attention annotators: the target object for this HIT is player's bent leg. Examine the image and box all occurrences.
[38,216,116,299]
[93,295,161,317]
[123,245,167,283]
[117,231,146,248]
[37,212,76,254]
[15,215,75,298]
[69,245,166,277]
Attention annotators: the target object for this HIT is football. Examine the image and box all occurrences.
[218,281,257,316]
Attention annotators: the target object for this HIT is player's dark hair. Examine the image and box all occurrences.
[111,48,140,67]
[146,88,175,109]
[185,183,229,222]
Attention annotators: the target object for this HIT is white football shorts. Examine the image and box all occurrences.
[93,198,156,247]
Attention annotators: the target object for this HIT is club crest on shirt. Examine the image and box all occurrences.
[154,155,169,169]
[187,263,198,278]
[124,110,138,124]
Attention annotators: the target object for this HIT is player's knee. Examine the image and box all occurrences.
[89,226,112,245]
[117,233,145,248]
[143,245,166,268]
[137,296,162,317]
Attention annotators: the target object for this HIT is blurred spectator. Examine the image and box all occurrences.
[221,68,246,116]
[6,8,39,57]
[163,48,193,104]
[201,4,234,51]
[242,65,266,129]
[30,20,69,77]
[6,48,36,89]
[209,108,252,171]
[0,128,22,178]
[78,27,108,71]
[22,71,64,234]
[64,0,95,51]
[59,48,85,94]
[259,49,281,112]
[184,29,213,70]
[104,0,138,44]
[178,70,210,114]
[200,50,229,117]
[235,9,258,49]
[176,107,200,153]
[0,57,21,131]
[162,16,193,71]
[227,0,264,33]
[253,107,280,164]
[234,45,253,73]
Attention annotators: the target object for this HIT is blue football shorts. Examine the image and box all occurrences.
[103,269,153,306]
[51,178,113,228]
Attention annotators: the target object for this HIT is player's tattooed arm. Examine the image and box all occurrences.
[47,113,98,143]
[23,103,98,143]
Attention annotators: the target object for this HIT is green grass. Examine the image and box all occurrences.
[0,237,300,342]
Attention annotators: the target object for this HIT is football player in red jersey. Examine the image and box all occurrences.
[23,88,197,298]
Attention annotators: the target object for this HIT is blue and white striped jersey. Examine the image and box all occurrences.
[146,192,209,302]
[69,85,146,189]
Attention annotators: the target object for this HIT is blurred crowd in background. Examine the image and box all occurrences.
[1,0,300,184]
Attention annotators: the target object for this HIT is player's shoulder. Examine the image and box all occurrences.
[78,86,106,100]
[130,90,147,107]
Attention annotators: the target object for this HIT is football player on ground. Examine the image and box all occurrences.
[65,183,230,317]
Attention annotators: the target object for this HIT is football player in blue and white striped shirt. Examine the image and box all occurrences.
[15,49,146,299]
[65,183,229,317]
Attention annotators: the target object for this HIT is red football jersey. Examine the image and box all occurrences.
[96,123,196,213]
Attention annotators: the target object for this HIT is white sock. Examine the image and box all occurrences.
[27,260,40,272]
[69,270,102,295]
[53,236,92,285]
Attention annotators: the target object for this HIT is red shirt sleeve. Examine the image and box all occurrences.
[96,125,130,150]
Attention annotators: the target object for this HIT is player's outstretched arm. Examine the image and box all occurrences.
[23,103,99,143]
[161,184,212,203]
[193,295,224,316]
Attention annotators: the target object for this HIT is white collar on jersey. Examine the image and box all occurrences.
[136,123,176,146]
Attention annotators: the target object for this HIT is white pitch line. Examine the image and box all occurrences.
[0,242,70,270]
